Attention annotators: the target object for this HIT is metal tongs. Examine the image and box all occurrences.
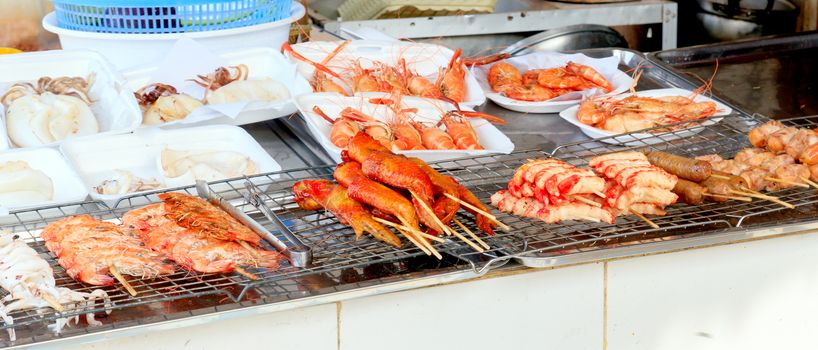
[195,180,313,268]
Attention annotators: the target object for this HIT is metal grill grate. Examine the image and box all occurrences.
[433,114,818,265]
[0,163,518,346]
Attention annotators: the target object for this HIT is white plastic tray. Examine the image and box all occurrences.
[60,125,281,206]
[0,50,142,149]
[471,51,633,114]
[0,147,88,211]
[559,88,734,145]
[122,46,312,128]
[295,92,514,163]
[286,40,486,106]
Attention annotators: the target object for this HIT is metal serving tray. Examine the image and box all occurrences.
[648,31,818,119]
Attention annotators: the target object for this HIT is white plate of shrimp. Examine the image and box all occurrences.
[295,93,514,164]
[471,51,634,114]
[283,40,486,107]
[559,87,733,145]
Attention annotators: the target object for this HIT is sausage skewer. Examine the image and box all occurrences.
[645,151,712,182]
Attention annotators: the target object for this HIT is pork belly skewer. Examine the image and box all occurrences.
[0,234,111,341]
[491,190,615,224]
[41,215,176,296]
[122,204,284,280]
[509,159,606,202]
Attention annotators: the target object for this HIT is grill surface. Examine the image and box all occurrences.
[433,113,818,265]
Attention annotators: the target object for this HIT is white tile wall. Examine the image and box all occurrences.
[340,263,604,350]
[62,303,338,350]
[607,232,818,350]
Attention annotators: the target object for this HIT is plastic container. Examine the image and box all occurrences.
[42,1,305,70]
[0,50,142,150]
[286,40,486,107]
[122,47,312,127]
[339,0,497,21]
[51,0,292,34]
[295,92,514,164]
[558,88,733,145]
[0,147,88,212]
[60,125,281,206]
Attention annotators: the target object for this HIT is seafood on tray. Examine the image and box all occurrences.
[313,95,506,152]
[486,61,613,102]
[282,41,476,103]
[492,153,679,225]
[1,74,99,147]
[293,132,504,257]
[0,160,54,206]
[94,169,162,195]
[134,64,289,126]
[160,148,258,186]
[0,233,111,341]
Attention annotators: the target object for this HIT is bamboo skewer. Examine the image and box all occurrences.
[573,196,601,207]
[764,176,810,188]
[593,191,606,198]
[396,228,432,257]
[233,266,258,281]
[374,217,444,243]
[454,219,490,250]
[801,176,818,189]
[629,208,659,229]
[411,191,451,235]
[41,292,65,312]
[710,174,731,180]
[109,264,137,297]
[449,227,485,253]
[442,193,511,231]
[702,193,753,202]
[729,189,795,209]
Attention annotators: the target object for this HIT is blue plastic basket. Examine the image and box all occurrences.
[52,0,293,34]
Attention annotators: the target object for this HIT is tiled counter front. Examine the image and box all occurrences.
[62,230,818,350]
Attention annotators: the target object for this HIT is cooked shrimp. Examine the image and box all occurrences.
[535,68,584,89]
[487,62,523,92]
[566,61,613,92]
[439,49,467,103]
[441,114,482,150]
[418,123,456,150]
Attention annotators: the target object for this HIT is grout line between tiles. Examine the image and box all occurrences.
[602,261,608,350]
[336,301,342,350]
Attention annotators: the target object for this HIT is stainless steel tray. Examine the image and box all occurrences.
[648,31,818,119]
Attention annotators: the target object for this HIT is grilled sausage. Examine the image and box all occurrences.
[673,179,705,205]
[646,151,712,182]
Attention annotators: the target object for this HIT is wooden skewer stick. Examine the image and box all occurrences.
[422,236,443,259]
[234,266,259,281]
[629,208,659,229]
[702,193,752,202]
[764,176,810,188]
[710,174,731,180]
[454,218,490,250]
[109,264,138,297]
[448,226,485,253]
[801,176,818,189]
[572,196,601,207]
[396,228,432,257]
[374,217,445,243]
[729,190,795,209]
[411,191,451,235]
[41,292,65,312]
[442,193,511,231]
[593,191,606,198]
[238,240,259,257]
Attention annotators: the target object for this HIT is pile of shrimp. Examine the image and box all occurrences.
[575,71,719,134]
[282,41,471,103]
[313,94,506,152]
[486,61,614,102]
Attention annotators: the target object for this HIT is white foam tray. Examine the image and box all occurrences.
[122,47,312,128]
[471,51,634,114]
[295,92,514,163]
[559,88,733,145]
[0,147,88,212]
[0,50,142,150]
[60,125,281,206]
[285,40,486,106]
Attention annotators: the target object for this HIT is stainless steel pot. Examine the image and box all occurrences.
[694,0,798,41]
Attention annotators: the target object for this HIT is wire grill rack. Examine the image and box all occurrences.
[433,113,818,266]
[0,163,518,346]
